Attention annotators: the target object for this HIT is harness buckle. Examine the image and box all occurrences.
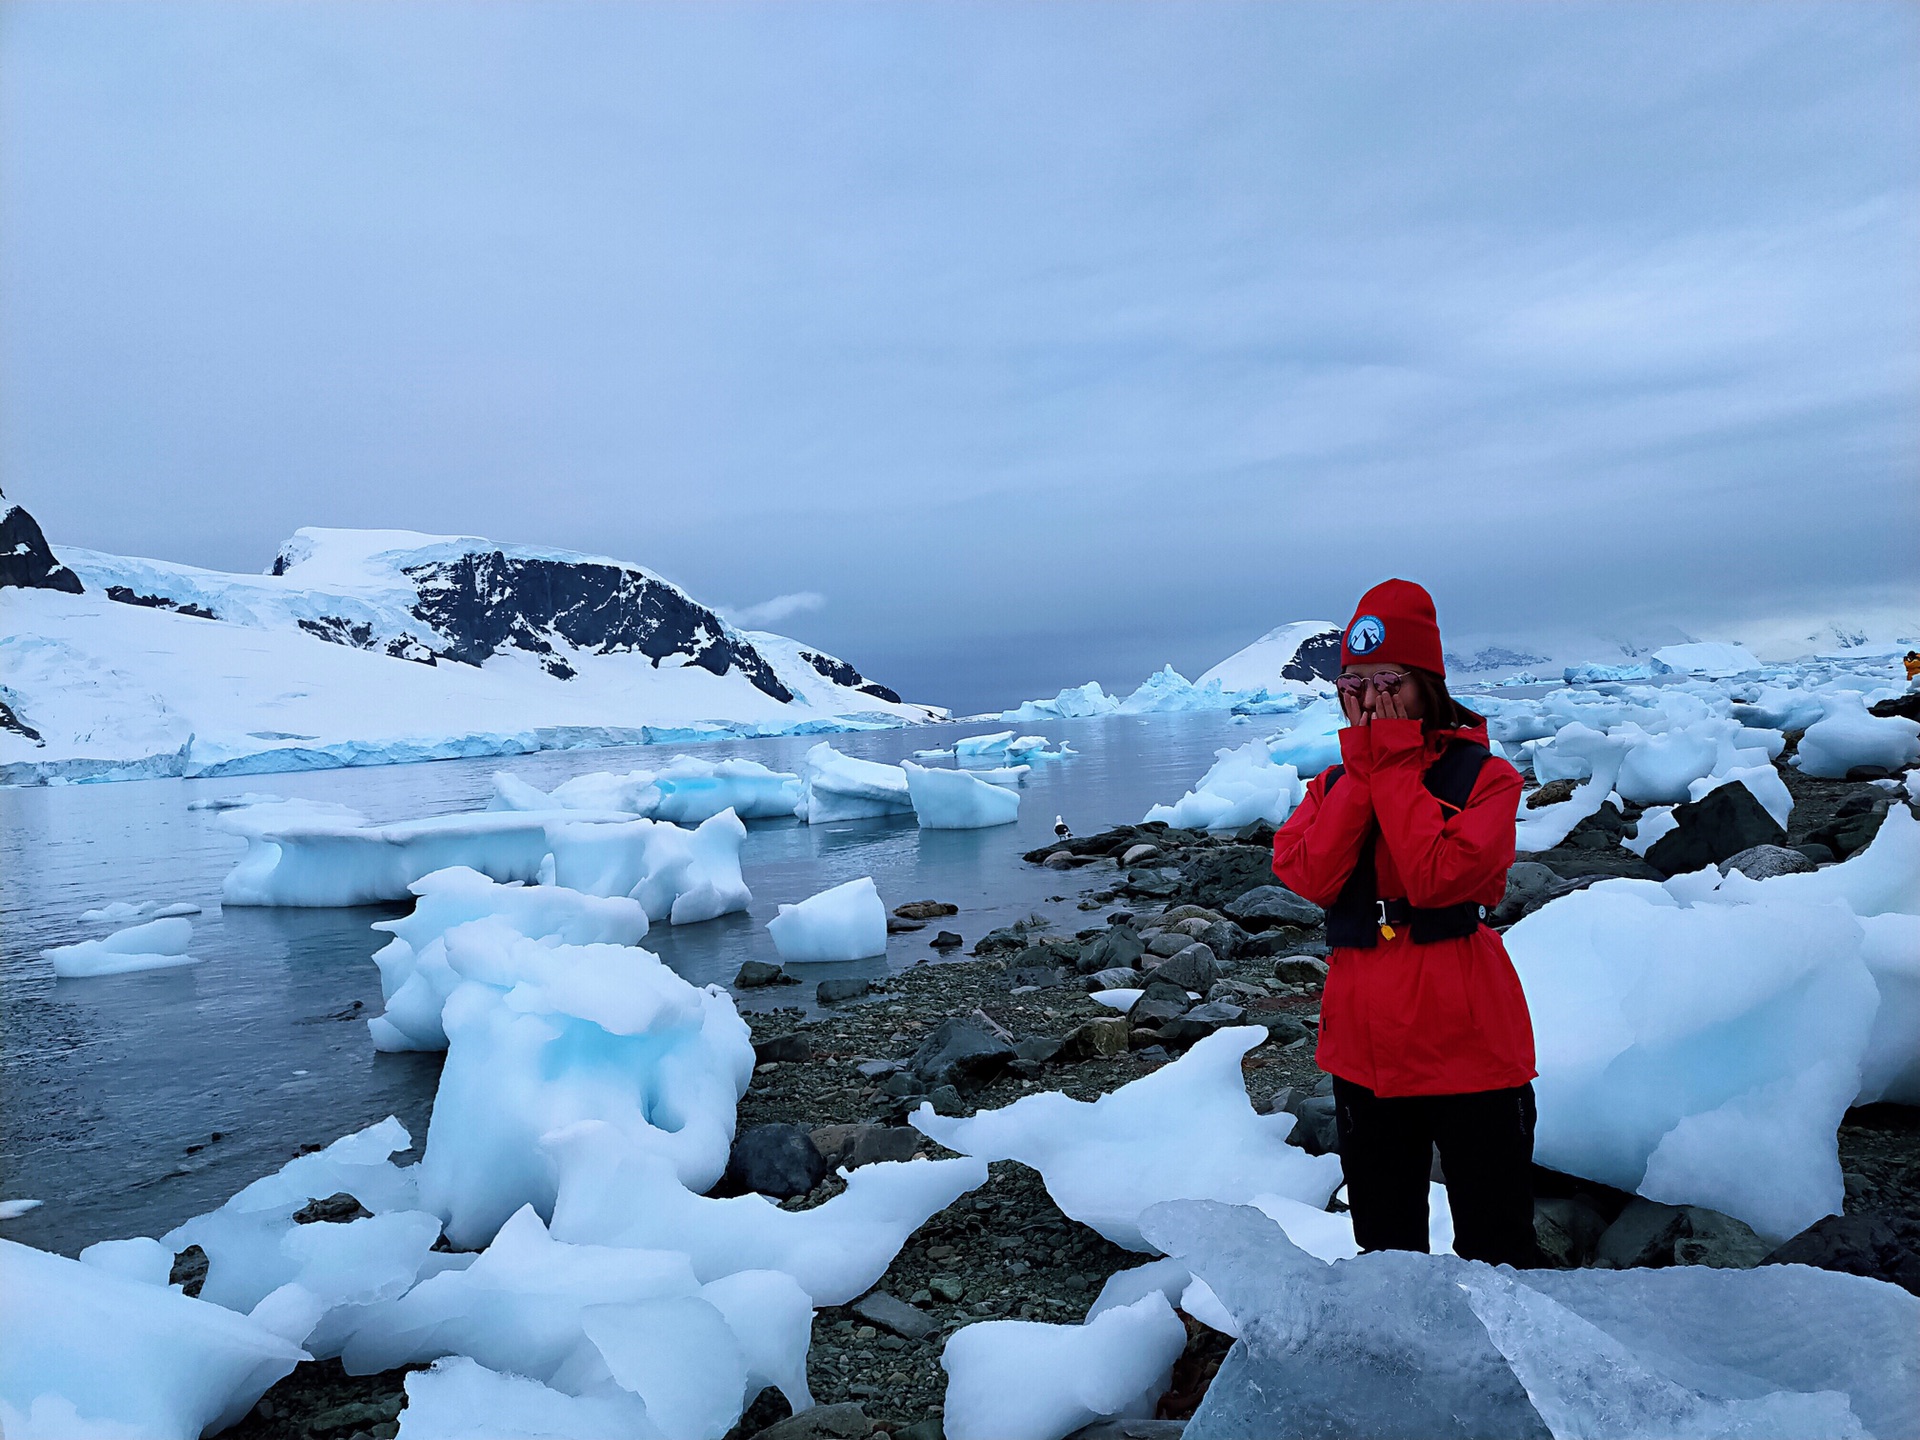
[1375,900,1389,926]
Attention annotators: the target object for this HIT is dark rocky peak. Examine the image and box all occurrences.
[800,647,902,704]
[0,490,83,593]
[1280,628,1342,683]
[404,548,794,702]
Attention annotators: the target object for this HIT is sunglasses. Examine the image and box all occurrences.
[1335,671,1410,697]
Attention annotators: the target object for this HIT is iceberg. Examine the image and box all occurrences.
[546,1122,987,1305]
[1264,698,1343,778]
[1651,642,1762,678]
[794,742,914,823]
[76,899,201,923]
[903,762,1021,829]
[546,809,752,924]
[43,914,197,977]
[365,867,650,1053]
[1139,1199,1917,1440]
[0,1237,306,1440]
[766,876,889,962]
[489,757,802,824]
[913,1028,1342,1252]
[952,730,1015,761]
[1142,741,1302,831]
[1000,681,1120,723]
[419,923,753,1247]
[940,1292,1188,1440]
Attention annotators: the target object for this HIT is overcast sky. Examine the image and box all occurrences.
[3,1,1916,713]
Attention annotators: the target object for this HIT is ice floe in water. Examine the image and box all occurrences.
[77,898,201,923]
[903,761,1021,828]
[488,755,803,824]
[546,809,752,923]
[44,915,199,978]
[794,742,914,823]
[913,1028,1342,1252]
[1142,741,1302,831]
[767,876,889,962]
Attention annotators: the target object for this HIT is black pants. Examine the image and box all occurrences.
[1331,1076,1539,1267]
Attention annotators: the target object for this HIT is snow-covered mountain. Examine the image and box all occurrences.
[1195,620,1342,692]
[0,498,938,783]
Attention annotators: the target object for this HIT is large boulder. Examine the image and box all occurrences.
[1644,783,1788,876]
[1180,846,1279,910]
[909,1018,1016,1090]
[724,1123,826,1199]
[1076,926,1145,975]
[1225,886,1325,930]
[1490,861,1561,927]
[1762,1212,1920,1296]
[1148,943,1222,993]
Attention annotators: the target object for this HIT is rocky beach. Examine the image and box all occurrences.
[200,732,1920,1440]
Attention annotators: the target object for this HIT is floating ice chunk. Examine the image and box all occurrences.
[77,899,201,923]
[78,1236,175,1287]
[1564,661,1659,684]
[795,743,913,823]
[1794,691,1920,779]
[953,730,1015,761]
[220,801,603,907]
[1507,876,1880,1238]
[1141,1199,1918,1440]
[44,915,198,977]
[489,772,561,812]
[164,1118,423,1315]
[0,1236,306,1440]
[913,1028,1342,1252]
[1001,681,1121,723]
[368,867,649,1052]
[1143,742,1302,831]
[971,764,1032,788]
[394,1357,661,1440]
[1264,699,1343,778]
[0,1199,43,1220]
[941,1292,1188,1440]
[1006,735,1058,761]
[903,763,1021,829]
[1118,665,1236,714]
[767,876,888,962]
[544,811,751,924]
[495,759,803,825]
[546,1123,987,1305]
[420,925,752,1247]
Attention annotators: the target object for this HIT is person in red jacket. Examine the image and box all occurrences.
[1271,578,1538,1267]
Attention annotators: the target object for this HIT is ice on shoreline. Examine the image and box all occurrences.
[768,877,889,963]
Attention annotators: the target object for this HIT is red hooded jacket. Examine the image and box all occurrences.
[1271,713,1536,1097]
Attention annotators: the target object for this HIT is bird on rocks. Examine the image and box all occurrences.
[1054,816,1071,839]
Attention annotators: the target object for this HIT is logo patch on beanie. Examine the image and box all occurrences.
[1346,614,1385,655]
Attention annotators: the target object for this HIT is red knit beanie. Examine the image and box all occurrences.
[1341,578,1446,676]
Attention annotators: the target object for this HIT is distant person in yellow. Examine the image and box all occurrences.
[1906,650,1920,683]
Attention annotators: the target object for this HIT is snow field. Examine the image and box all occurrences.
[43,914,198,977]
[903,762,1021,828]
[767,876,889,962]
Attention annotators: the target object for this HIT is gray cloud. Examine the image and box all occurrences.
[2,1,1915,715]
[724,592,827,629]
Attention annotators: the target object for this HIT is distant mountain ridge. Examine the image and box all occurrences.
[0,504,931,784]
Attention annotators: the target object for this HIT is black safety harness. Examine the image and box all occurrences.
[1321,738,1492,948]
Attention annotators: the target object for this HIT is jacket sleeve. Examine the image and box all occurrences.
[1270,724,1377,907]
[1366,718,1521,908]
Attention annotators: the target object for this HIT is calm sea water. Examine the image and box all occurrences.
[1,711,1274,1254]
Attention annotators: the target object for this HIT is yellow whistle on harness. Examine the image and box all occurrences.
[1379,924,1397,941]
